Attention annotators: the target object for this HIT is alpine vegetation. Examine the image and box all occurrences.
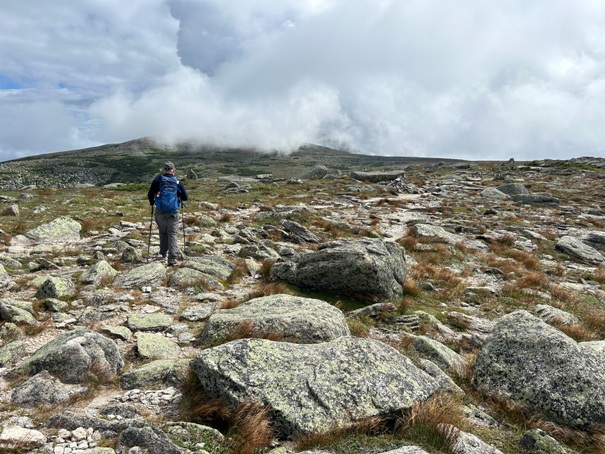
[0,142,605,453]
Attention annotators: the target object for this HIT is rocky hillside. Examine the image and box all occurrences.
[0,138,465,189]
[0,151,605,453]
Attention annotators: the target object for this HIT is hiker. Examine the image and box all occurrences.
[147,161,189,266]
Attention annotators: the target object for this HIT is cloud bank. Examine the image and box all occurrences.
[1,0,605,161]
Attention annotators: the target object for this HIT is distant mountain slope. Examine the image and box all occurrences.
[0,138,466,189]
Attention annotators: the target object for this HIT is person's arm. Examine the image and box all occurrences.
[148,176,160,205]
[178,181,189,202]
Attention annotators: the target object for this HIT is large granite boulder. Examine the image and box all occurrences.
[199,294,350,345]
[25,216,81,242]
[555,236,605,265]
[270,238,407,303]
[473,310,605,427]
[190,336,439,437]
[18,329,124,384]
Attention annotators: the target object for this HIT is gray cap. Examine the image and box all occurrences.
[163,161,175,171]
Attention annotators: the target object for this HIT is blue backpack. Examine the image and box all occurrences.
[155,175,180,214]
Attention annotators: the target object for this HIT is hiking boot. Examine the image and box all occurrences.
[167,261,178,267]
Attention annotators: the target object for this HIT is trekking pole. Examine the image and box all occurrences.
[181,201,186,258]
[147,205,154,262]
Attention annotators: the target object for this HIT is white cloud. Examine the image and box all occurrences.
[1,0,605,160]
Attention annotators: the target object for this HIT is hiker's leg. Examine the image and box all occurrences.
[155,212,168,258]
[166,213,179,263]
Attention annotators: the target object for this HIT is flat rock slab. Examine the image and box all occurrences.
[191,336,438,437]
[183,255,236,281]
[127,313,173,332]
[115,262,167,289]
[25,216,81,243]
[136,333,180,360]
[555,236,605,265]
[350,170,405,183]
[200,294,350,344]
[412,223,486,250]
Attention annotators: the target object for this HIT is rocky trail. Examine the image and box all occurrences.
[0,157,605,453]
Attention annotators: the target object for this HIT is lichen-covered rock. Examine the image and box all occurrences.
[136,333,180,360]
[480,187,509,200]
[280,219,321,244]
[440,424,504,454]
[115,262,167,289]
[511,194,560,206]
[200,294,350,345]
[535,304,579,326]
[350,170,405,183]
[183,255,236,280]
[80,260,118,285]
[168,267,212,289]
[0,340,26,366]
[412,223,486,250]
[102,326,133,341]
[127,313,173,332]
[270,238,407,304]
[0,300,37,325]
[180,303,217,322]
[298,165,330,179]
[555,236,605,265]
[412,336,465,372]
[164,422,225,453]
[190,336,438,437]
[495,183,530,195]
[378,447,431,454]
[35,276,77,299]
[419,359,464,396]
[118,424,182,454]
[120,359,189,390]
[520,428,568,453]
[25,216,81,242]
[473,310,605,427]
[18,329,124,384]
[11,370,89,406]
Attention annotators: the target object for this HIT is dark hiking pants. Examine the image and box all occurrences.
[155,211,179,263]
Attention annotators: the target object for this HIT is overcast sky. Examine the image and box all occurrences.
[1,0,605,162]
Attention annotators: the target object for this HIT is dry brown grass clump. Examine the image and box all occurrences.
[594,266,605,284]
[180,371,275,454]
[224,401,275,454]
[396,393,464,452]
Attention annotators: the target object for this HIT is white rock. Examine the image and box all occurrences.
[72,427,88,441]
[0,425,47,449]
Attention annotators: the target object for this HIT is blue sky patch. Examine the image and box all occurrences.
[0,75,22,89]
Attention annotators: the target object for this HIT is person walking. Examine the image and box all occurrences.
[147,161,189,266]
